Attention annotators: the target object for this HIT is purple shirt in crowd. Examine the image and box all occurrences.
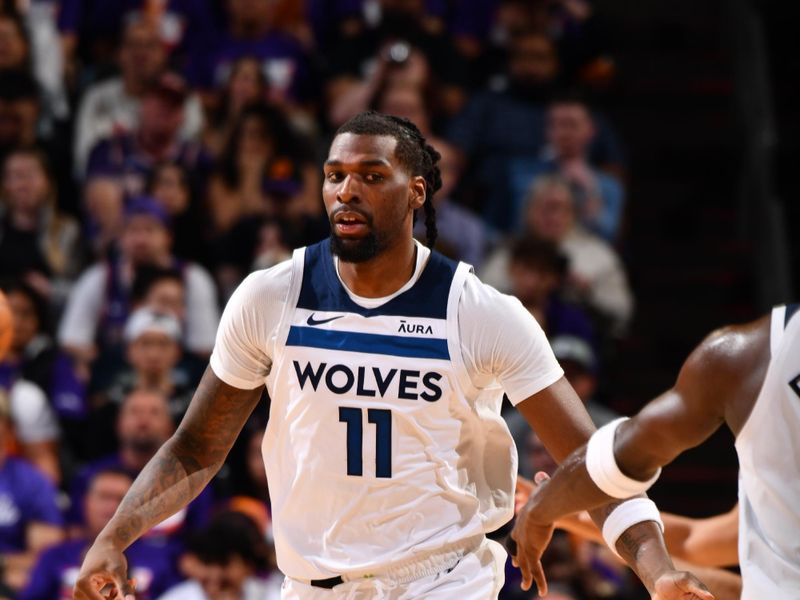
[0,458,63,552]
[58,0,217,55]
[19,537,181,600]
[306,0,498,48]
[86,133,212,198]
[186,31,313,102]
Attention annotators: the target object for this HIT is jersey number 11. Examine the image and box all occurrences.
[339,406,392,478]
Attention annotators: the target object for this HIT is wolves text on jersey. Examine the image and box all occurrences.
[293,360,444,402]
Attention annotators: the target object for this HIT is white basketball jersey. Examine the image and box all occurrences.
[735,304,800,599]
[262,240,517,580]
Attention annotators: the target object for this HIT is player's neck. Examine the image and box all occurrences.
[338,237,418,299]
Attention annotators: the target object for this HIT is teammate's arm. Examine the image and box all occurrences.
[514,379,711,598]
[524,492,740,568]
[512,319,768,597]
[518,319,762,527]
[73,368,263,599]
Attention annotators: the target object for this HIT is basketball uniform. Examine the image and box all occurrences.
[210,239,564,598]
[735,303,800,599]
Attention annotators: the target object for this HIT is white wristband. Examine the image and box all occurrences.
[602,498,664,558]
[586,417,661,499]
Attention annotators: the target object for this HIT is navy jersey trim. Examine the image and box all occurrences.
[296,239,458,319]
[785,303,800,328]
[286,326,450,360]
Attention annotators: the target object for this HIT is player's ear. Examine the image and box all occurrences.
[409,176,426,210]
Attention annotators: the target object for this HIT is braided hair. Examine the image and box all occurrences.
[336,111,441,248]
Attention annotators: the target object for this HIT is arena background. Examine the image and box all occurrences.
[0,0,796,598]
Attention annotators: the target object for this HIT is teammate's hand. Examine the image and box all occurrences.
[510,472,555,596]
[514,475,535,513]
[652,570,715,600]
[73,539,135,600]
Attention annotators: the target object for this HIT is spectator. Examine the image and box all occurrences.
[0,281,87,466]
[0,147,83,305]
[326,0,468,127]
[160,511,281,600]
[223,414,270,506]
[206,103,322,289]
[0,281,54,394]
[413,139,487,266]
[202,55,268,159]
[0,11,29,72]
[304,0,363,52]
[0,358,60,483]
[67,389,213,541]
[0,70,36,159]
[186,0,315,110]
[93,307,196,428]
[447,30,625,231]
[73,19,204,176]
[480,175,633,334]
[489,0,613,86]
[19,468,180,600]
[81,175,125,259]
[129,265,187,325]
[269,0,316,51]
[13,0,69,122]
[446,29,559,229]
[58,196,219,372]
[0,391,63,593]
[0,70,75,213]
[58,0,218,77]
[85,69,212,198]
[249,218,292,273]
[507,237,594,345]
[423,0,499,62]
[505,333,617,483]
[146,162,204,262]
[126,266,208,385]
[374,84,488,264]
[549,334,618,427]
[509,93,626,241]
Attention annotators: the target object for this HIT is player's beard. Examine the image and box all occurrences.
[329,209,386,263]
[330,230,381,263]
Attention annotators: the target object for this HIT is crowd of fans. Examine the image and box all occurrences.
[0,1,639,598]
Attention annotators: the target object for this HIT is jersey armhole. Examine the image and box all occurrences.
[446,263,482,398]
[770,305,787,357]
[269,248,306,386]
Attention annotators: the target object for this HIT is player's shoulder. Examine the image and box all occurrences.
[461,271,523,310]
[459,271,530,329]
[682,313,770,386]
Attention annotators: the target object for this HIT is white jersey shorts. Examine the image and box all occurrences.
[280,537,507,599]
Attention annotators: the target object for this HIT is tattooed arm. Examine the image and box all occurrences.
[73,368,263,600]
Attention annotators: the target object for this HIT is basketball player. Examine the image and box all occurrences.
[73,112,711,599]
[512,305,799,599]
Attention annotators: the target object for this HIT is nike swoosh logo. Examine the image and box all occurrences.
[306,313,345,326]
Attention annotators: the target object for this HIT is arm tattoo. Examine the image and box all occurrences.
[107,368,263,549]
[588,497,672,592]
[617,520,654,563]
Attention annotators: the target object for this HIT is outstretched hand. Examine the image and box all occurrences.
[653,571,715,600]
[73,540,135,600]
[510,471,555,596]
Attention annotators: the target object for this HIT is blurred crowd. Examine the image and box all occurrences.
[0,0,640,598]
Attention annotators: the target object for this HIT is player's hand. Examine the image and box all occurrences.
[510,472,555,596]
[652,570,715,600]
[514,475,535,513]
[73,539,135,600]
